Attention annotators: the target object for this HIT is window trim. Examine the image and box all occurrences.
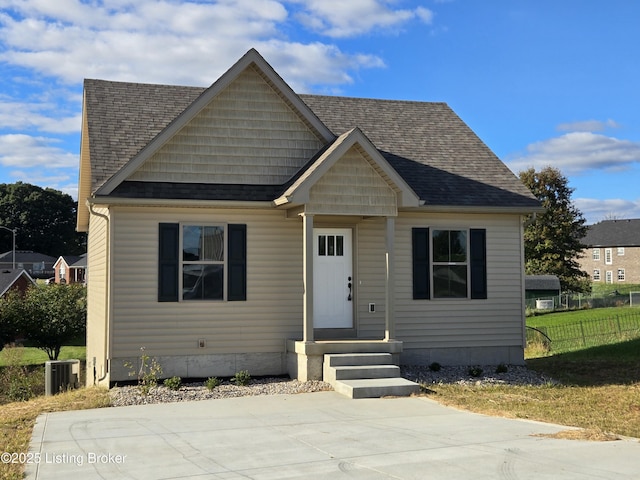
[617,268,625,281]
[180,223,227,302]
[412,227,486,300]
[617,247,625,256]
[593,269,601,281]
[592,248,600,261]
[158,222,246,303]
[605,248,613,265]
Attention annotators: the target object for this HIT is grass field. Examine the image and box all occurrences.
[527,306,639,328]
[0,346,86,367]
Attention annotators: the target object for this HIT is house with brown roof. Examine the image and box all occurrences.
[579,219,640,285]
[77,49,541,396]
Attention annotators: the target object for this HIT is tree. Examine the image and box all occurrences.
[0,182,85,256]
[7,284,86,360]
[0,290,22,350]
[519,166,590,293]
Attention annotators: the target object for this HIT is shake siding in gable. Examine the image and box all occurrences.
[129,67,324,185]
[393,213,525,351]
[109,206,304,359]
[307,147,398,216]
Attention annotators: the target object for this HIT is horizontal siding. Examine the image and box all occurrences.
[394,212,525,350]
[85,206,109,384]
[110,207,304,357]
[356,218,386,338]
[130,67,323,185]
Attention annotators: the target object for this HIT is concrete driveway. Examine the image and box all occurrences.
[27,391,640,479]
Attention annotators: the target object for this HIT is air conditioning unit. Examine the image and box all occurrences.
[45,359,80,396]
[535,299,554,310]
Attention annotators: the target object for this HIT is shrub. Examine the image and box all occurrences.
[428,362,441,372]
[204,377,221,390]
[495,363,508,374]
[468,366,483,378]
[124,347,163,396]
[0,345,43,403]
[231,370,251,386]
[163,376,181,390]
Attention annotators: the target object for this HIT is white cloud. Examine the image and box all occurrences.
[0,134,77,168]
[0,100,80,133]
[290,0,433,38]
[575,197,640,225]
[0,0,391,90]
[507,132,640,175]
[556,119,620,133]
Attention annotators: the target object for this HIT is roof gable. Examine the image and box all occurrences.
[94,49,334,196]
[276,128,420,213]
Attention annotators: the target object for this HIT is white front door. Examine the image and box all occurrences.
[313,228,353,329]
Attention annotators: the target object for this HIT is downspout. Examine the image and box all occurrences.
[89,203,110,384]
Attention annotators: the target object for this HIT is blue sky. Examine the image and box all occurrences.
[1,0,639,225]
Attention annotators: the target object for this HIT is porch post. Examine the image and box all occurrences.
[302,213,314,342]
[385,216,395,340]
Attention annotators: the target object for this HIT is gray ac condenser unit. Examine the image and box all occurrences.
[45,359,80,395]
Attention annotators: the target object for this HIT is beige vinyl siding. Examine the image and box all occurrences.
[355,218,387,338]
[109,206,304,358]
[306,147,398,216]
[393,212,525,350]
[129,66,324,185]
[85,206,110,385]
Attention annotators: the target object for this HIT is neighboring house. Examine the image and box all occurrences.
[0,251,56,279]
[0,269,35,298]
[525,275,561,309]
[579,219,640,285]
[53,254,87,284]
[77,49,541,387]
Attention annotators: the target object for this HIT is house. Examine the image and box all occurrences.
[579,219,640,285]
[0,251,56,280]
[525,275,561,309]
[0,269,35,297]
[53,254,87,285]
[77,49,541,389]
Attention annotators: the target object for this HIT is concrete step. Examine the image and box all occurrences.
[324,353,393,367]
[324,364,400,382]
[333,378,421,399]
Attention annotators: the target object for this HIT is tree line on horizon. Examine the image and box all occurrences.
[0,182,85,258]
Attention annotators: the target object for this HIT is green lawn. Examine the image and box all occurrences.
[527,306,638,328]
[0,346,86,367]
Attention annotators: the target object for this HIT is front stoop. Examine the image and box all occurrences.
[324,353,420,399]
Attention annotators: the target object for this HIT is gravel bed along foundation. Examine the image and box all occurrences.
[109,365,554,406]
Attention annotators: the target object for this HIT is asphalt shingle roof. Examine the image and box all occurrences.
[84,78,539,209]
[582,219,640,247]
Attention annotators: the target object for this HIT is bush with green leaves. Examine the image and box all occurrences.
[231,370,251,386]
[0,284,86,360]
[205,377,221,390]
[0,345,43,403]
[468,366,483,378]
[163,376,181,390]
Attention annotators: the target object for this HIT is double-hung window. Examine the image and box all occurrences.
[182,225,225,300]
[432,230,468,298]
[412,227,486,300]
[592,249,600,261]
[605,248,613,265]
[593,269,601,281]
[158,223,246,302]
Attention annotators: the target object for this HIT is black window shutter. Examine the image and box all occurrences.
[470,228,487,299]
[227,224,247,301]
[158,223,179,302]
[412,228,430,299]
